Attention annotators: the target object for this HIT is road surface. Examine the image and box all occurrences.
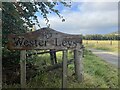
[88,49,119,67]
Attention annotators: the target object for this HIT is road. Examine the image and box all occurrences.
[88,49,119,67]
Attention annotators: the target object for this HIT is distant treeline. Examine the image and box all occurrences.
[83,34,120,40]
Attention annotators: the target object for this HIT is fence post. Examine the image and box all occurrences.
[86,40,88,44]
[62,50,68,88]
[110,40,112,45]
[74,49,83,82]
[97,40,98,44]
[20,50,26,88]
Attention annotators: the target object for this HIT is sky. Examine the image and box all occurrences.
[36,1,118,35]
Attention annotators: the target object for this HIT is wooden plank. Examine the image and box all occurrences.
[27,50,63,57]
[45,59,73,72]
[20,50,26,88]
[74,49,83,82]
[62,50,68,88]
[8,28,82,50]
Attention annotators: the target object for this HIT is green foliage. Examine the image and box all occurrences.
[2,48,20,67]
[83,34,120,40]
[2,2,70,85]
[3,50,118,88]
[82,50,118,88]
[27,69,62,88]
[67,50,118,88]
[2,2,70,46]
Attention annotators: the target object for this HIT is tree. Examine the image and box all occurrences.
[2,2,70,84]
[83,34,120,40]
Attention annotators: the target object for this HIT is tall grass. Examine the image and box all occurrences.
[67,50,118,88]
[83,40,119,52]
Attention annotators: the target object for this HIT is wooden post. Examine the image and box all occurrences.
[110,40,112,45]
[50,50,55,65]
[50,50,57,65]
[62,50,68,88]
[97,40,98,44]
[20,50,26,88]
[86,40,88,44]
[74,49,83,82]
[53,51,57,64]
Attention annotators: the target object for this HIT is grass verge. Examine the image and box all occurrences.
[3,50,118,88]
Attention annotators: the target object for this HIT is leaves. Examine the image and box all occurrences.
[2,1,71,85]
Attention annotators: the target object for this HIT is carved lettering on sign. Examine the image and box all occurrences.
[8,28,82,50]
[13,37,47,47]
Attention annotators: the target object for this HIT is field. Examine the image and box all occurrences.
[3,50,118,88]
[83,40,119,52]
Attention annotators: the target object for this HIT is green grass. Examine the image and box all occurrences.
[82,50,118,88]
[67,50,118,88]
[3,50,118,88]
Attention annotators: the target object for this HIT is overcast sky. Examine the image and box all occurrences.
[36,1,118,35]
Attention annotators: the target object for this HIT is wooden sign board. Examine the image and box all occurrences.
[8,28,82,50]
